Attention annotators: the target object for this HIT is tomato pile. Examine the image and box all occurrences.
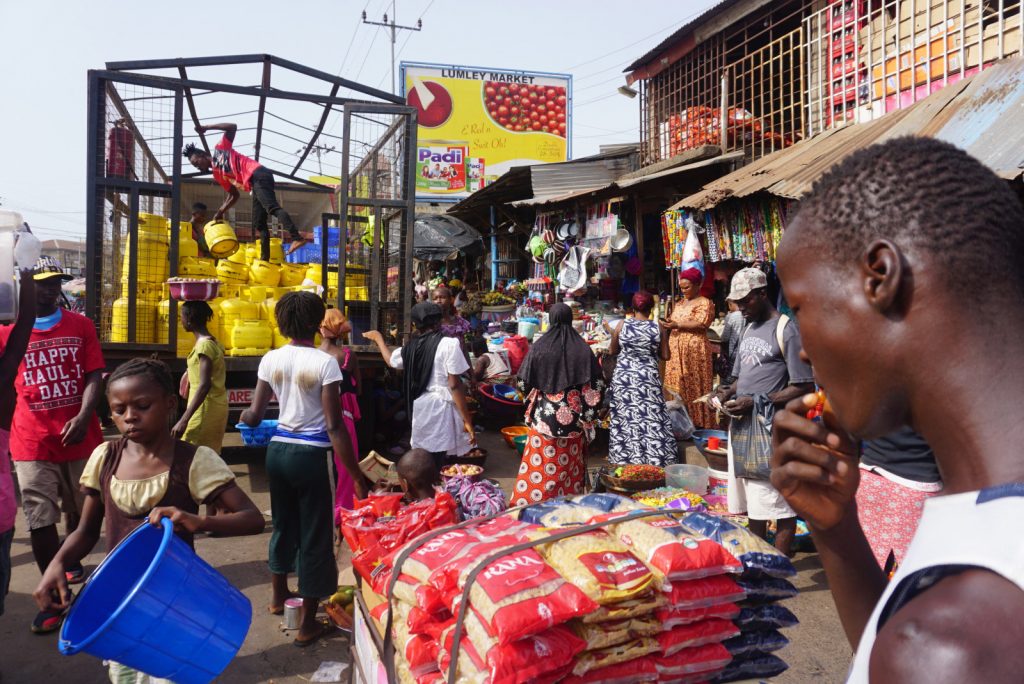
[483,81,568,138]
[613,464,665,481]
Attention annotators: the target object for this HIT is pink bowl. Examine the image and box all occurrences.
[167,280,220,301]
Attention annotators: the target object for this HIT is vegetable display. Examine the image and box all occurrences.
[483,82,568,138]
[613,465,665,481]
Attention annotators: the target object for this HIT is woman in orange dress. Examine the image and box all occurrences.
[663,268,716,429]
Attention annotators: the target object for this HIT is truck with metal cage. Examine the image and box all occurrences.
[83,55,418,414]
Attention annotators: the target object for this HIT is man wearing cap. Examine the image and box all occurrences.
[714,267,814,555]
[0,256,105,633]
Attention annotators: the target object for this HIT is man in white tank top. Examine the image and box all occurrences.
[771,137,1024,683]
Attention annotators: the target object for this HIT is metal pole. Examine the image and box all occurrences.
[720,68,728,150]
[490,205,498,288]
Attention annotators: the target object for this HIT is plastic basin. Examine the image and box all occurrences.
[59,518,251,684]
[500,425,529,448]
[513,434,528,457]
[666,463,710,493]
[235,419,278,446]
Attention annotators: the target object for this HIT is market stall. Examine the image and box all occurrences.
[341,467,801,684]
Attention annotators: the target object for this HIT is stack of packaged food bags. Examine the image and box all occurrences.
[676,512,799,683]
[355,492,802,684]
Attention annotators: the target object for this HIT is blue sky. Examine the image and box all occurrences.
[0,0,716,241]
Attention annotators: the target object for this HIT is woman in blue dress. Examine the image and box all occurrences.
[608,291,677,466]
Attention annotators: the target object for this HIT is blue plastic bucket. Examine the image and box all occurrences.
[59,518,252,684]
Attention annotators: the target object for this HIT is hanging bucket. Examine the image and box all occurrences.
[203,220,239,259]
[58,518,251,684]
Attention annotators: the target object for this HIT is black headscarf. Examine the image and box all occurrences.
[517,303,599,393]
[401,302,444,418]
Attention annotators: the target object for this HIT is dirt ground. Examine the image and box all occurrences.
[0,430,851,683]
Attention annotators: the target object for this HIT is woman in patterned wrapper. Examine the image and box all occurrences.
[608,291,677,467]
[510,304,606,506]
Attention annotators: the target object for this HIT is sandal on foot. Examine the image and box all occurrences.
[293,622,331,648]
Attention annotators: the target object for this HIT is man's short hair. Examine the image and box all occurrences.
[192,202,207,213]
[793,136,1024,303]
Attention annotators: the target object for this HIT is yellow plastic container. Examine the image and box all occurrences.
[207,297,226,344]
[227,320,272,356]
[178,256,217,278]
[226,244,249,265]
[138,213,170,238]
[304,265,338,287]
[156,299,195,357]
[272,327,289,349]
[111,297,157,343]
[345,286,369,301]
[120,280,162,301]
[203,220,239,258]
[249,260,281,287]
[218,297,260,340]
[217,259,249,284]
[121,234,169,284]
[245,243,258,265]
[268,238,284,264]
[218,283,242,300]
[280,263,306,287]
[175,223,199,260]
[263,291,282,327]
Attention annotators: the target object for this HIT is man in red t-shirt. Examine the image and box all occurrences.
[183,122,307,261]
[0,256,104,632]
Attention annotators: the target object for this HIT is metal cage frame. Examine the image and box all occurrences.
[85,54,418,357]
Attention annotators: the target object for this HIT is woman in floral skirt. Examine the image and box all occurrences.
[511,304,605,506]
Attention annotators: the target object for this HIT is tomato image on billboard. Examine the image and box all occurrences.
[483,82,567,138]
[402,62,572,200]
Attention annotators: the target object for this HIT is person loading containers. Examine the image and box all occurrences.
[183,122,307,261]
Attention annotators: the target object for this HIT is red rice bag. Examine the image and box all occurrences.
[583,593,669,624]
[656,619,740,656]
[572,637,661,676]
[653,643,732,679]
[588,511,742,582]
[560,657,659,684]
[664,575,746,609]
[373,526,479,595]
[657,603,741,630]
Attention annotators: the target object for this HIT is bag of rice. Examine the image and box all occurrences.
[528,527,658,605]
[449,541,600,645]
[658,602,741,630]
[560,657,658,684]
[721,629,789,657]
[656,619,740,656]
[653,643,733,680]
[392,601,441,679]
[665,575,746,609]
[736,577,798,604]
[439,611,585,684]
[572,637,661,676]
[734,604,799,631]
[520,500,605,527]
[573,616,662,650]
[587,511,742,582]
[583,593,669,624]
[676,512,797,579]
[711,652,788,683]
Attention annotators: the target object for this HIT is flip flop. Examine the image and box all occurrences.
[293,621,331,648]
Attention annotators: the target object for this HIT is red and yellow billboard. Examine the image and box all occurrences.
[401,62,572,200]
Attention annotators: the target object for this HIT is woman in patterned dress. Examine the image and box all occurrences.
[662,268,716,428]
[608,292,677,466]
[433,286,472,340]
[510,304,605,506]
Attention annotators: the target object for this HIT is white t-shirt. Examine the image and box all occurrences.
[257,345,344,447]
[390,336,471,454]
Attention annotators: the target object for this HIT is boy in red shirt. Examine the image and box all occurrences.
[0,256,105,633]
[182,122,307,261]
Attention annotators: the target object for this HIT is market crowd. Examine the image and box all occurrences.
[0,137,1021,683]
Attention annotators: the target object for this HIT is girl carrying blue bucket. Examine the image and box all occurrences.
[33,358,265,683]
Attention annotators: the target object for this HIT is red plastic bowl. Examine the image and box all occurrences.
[167,279,220,302]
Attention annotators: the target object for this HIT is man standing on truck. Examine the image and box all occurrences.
[183,122,307,261]
[0,257,105,633]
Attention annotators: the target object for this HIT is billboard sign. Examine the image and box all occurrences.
[401,61,572,200]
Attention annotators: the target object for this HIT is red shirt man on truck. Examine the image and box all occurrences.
[0,256,104,634]
[183,122,307,261]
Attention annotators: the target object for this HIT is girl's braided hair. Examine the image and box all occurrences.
[107,357,176,397]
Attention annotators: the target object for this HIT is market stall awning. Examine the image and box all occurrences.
[413,215,485,261]
[673,56,1024,211]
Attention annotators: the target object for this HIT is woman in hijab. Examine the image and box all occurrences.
[510,303,606,506]
[608,292,677,466]
[364,302,475,473]
[319,309,360,509]
[663,268,716,428]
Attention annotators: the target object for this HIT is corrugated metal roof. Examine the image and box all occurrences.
[673,58,1024,211]
[624,0,739,73]
[528,156,635,203]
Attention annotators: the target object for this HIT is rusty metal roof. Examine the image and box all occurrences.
[674,57,1024,211]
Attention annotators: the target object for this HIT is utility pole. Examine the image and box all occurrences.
[362,2,422,94]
